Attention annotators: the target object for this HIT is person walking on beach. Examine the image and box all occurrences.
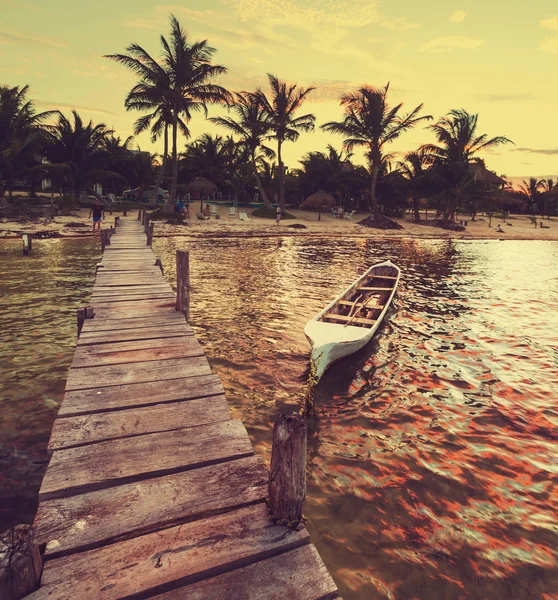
[89,200,104,233]
[276,205,282,225]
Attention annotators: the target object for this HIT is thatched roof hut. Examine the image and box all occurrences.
[468,163,506,186]
[302,190,337,220]
[186,177,218,209]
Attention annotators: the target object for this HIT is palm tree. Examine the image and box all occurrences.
[254,75,316,210]
[322,83,431,218]
[0,85,55,198]
[106,14,231,213]
[518,177,544,212]
[210,91,275,209]
[539,178,555,218]
[44,110,119,199]
[397,148,435,221]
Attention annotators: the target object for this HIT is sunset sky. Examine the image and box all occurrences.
[1,0,557,185]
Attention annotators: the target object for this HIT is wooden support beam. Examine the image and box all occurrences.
[144,212,150,235]
[77,306,94,336]
[100,229,108,252]
[147,221,154,247]
[141,208,147,225]
[137,209,141,221]
[176,250,190,320]
[0,525,42,600]
[268,413,307,526]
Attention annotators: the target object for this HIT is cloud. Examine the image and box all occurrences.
[540,16,558,30]
[450,10,467,23]
[35,100,115,117]
[477,93,536,102]
[419,36,484,52]
[0,31,67,48]
[381,17,421,31]
[511,147,558,155]
[540,36,558,53]
[226,0,379,28]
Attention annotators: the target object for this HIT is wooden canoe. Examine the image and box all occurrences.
[304,260,400,381]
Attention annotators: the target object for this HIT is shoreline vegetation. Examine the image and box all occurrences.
[1,14,557,229]
[1,207,556,241]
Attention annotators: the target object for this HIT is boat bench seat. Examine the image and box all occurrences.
[323,314,378,325]
[337,300,384,310]
[370,275,398,279]
[357,286,393,291]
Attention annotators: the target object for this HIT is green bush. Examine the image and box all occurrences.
[251,207,296,219]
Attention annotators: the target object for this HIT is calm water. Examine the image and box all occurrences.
[1,234,557,599]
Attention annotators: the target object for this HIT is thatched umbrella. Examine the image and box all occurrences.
[468,163,506,186]
[186,177,218,211]
[302,190,337,220]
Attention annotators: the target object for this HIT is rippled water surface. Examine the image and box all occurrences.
[2,234,557,599]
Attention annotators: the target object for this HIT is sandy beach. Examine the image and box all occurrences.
[1,207,556,241]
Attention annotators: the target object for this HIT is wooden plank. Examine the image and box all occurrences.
[72,342,204,368]
[80,315,185,332]
[90,293,175,303]
[323,314,377,325]
[91,278,168,287]
[39,420,253,500]
[65,356,211,391]
[91,307,178,320]
[31,504,309,600]
[58,374,224,417]
[152,545,339,600]
[48,395,231,450]
[77,326,192,346]
[76,337,196,355]
[357,286,393,291]
[92,286,172,295]
[35,456,268,559]
[337,300,384,309]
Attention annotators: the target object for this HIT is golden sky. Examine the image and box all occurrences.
[1,0,557,185]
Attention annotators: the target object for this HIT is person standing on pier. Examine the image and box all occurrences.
[89,200,104,234]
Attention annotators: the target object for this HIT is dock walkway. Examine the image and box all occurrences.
[29,218,339,599]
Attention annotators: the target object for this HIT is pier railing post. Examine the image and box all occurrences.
[123,208,127,216]
[176,249,190,319]
[143,213,150,235]
[155,257,164,275]
[0,525,42,600]
[137,209,141,221]
[268,412,307,527]
[141,208,146,225]
[147,221,154,247]
[114,216,119,228]
[100,229,108,251]
[77,306,94,336]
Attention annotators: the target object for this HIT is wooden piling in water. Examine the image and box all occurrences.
[268,413,307,526]
[147,222,154,247]
[22,234,32,255]
[0,525,42,600]
[176,249,190,319]
[77,306,94,336]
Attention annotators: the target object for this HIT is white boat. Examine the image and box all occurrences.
[304,260,400,381]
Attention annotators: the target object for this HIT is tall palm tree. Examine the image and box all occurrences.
[296,145,354,202]
[518,177,544,212]
[254,75,315,210]
[0,85,55,198]
[44,110,120,199]
[106,14,231,213]
[210,91,275,209]
[322,83,431,218]
[397,148,435,221]
[539,178,555,218]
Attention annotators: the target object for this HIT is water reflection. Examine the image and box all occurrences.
[153,236,558,600]
[0,238,99,528]
[1,234,556,599]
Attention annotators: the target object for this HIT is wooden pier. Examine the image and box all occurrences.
[27,218,339,599]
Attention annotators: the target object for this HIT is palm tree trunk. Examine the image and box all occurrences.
[166,113,178,215]
[154,125,169,210]
[370,165,380,218]
[278,140,285,210]
[252,154,272,210]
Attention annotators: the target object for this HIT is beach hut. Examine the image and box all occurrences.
[468,163,506,186]
[186,177,218,211]
[303,190,336,220]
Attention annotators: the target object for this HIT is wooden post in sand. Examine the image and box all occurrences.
[0,525,42,600]
[22,234,32,255]
[155,257,164,275]
[147,221,154,247]
[114,216,119,228]
[176,249,190,319]
[268,412,307,526]
[123,208,127,217]
[143,212,150,235]
[137,209,141,221]
[100,229,108,251]
[141,208,147,225]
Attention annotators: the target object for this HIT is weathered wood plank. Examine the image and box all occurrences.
[48,395,231,450]
[90,293,175,303]
[75,337,195,354]
[31,504,309,600]
[80,315,185,332]
[152,545,340,600]
[77,326,191,346]
[58,374,224,417]
[91,278,168,287]
[35,456,268,559]
[39,420,253,500]
[71,341,204,368]
[65,356,211,390]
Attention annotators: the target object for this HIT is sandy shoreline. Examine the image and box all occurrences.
[1,208,557,241]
